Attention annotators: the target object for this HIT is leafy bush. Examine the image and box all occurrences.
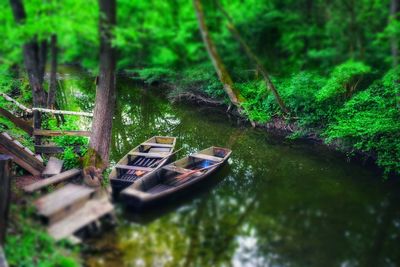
[237,80,271,123]
[316,60,372,102]
[325,68,400,175]
[43,117,89,169]
[132,67,177,85]
[278,71,328,127]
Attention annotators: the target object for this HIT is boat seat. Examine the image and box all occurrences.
[162,165,192,174]
[190,153,223,162]
[141,142,173,148]
[149,147,170,153]
[129,152,169,158]
[115,165,153,172]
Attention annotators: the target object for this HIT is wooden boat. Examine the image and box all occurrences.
[121,146,232,208]
[109,136,176,192]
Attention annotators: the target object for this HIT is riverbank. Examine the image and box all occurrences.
[127,66,400,178]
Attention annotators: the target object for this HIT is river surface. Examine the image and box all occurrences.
[59,67,400,267]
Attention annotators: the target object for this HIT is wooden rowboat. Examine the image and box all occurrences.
[109,136,176,192]
[120,146,231,208]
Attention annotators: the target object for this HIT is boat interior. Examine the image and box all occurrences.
[113,136,176,183]
[133,147,231,194]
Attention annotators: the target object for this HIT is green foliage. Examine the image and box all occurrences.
[132,67,177,85]
[325,68,400,175]
[238,80,271,123]
[316,60,372,102]
[5,205,80,267]
[43,117,88,169]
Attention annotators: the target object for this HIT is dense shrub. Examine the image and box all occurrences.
[325,68,400,175]
[316,60,372,102]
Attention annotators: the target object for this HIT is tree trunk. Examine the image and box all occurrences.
[9,0,47,146]
[390,0,400,67]
[193,0,243,109]
[0,155,12,246]
[9,0,47,108]
[88,0,117,167]
[47,34,58,108]
[217,2,289,114]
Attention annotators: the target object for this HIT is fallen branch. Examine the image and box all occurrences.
[170,92,224,106]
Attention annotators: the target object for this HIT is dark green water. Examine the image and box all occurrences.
[60,68,400,267]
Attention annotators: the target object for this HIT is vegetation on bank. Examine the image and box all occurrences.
[5,201,80,266]
[130,63,400,176]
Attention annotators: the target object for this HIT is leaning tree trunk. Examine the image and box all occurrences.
[47,34,58,108]
[217,1,289,114]
[193,0,243,109]
[390,0,400,67]
[88,0,117,169]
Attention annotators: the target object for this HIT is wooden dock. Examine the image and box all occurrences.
[0,96,113,245]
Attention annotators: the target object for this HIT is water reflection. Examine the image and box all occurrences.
[62,74,400,267]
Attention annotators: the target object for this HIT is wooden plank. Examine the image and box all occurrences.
[115,165,153,172]
[35,184,95,225]
[141,142,173,148]
[34,145,81,154]
[0,155,12,246]
[48,198,114,241]
[148,184,173,194]
[129,152,169,158]
[0,246,8,267]
[24,169,81,193]
[33,130,91,137]
[42,157,64,177]
[190,153,223,162]
[162,165,192,174]
[0,93,32,113]
[0,134,44,176]
[0,107,33,135]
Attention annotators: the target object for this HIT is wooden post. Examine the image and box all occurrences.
[0,155,12,246]
[33,110,42,147]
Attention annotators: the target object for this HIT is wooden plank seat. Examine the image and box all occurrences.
[162,165,192,174]
[115,165,153,172]
[35,184,95,224]
[129,152,169,158]
[190,153,223,162]
[141,142,173,148]
[48,197,114,241]
[42,157,64,177]
[24,169,81,193]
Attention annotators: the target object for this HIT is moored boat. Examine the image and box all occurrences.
[120,146,232,208]
[109,136,176,192]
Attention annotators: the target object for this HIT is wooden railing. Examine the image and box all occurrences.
[1,93,92,154]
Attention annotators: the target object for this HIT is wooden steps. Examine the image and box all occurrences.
[48,197,114,241]
[24,169,81,193]
[190,153,223,162]
[42,157,64,177]
[0,132,44,176]
[35,184,95,224]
